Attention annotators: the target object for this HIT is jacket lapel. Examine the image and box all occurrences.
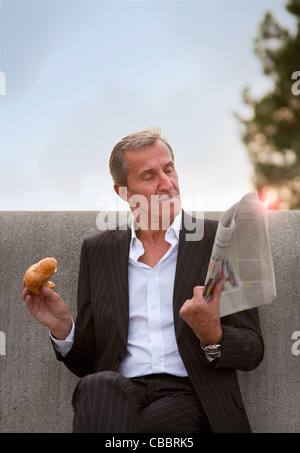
[106,226,131,344]
[173,213,211,339]
[105,212,215,344]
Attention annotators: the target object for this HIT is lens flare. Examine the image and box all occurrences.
[259,187,279,210]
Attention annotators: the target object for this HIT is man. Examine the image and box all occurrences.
[22,127,264,433]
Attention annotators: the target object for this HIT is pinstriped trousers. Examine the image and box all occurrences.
[72,371,212,433]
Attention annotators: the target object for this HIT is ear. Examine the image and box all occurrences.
[114,184,129,201]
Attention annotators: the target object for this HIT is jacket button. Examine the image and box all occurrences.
[117,354,122,362]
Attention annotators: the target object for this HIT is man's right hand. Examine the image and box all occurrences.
[22,280,73,340]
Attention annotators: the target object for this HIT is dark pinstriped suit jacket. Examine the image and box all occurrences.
[56,211,264,433]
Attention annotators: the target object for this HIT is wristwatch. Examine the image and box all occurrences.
[201,343,222,359]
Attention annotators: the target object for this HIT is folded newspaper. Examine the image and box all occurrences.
[203,191,277,317]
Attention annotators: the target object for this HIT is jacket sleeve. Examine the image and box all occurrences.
[54,239,96,377]
[211,307,264,371]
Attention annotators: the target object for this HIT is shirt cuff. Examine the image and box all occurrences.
[49,319,75,357]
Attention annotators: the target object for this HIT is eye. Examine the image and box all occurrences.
[143,173,154,181]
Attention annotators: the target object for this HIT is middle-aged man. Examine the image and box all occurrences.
[22,127,264,433]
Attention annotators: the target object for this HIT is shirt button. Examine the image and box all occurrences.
[153,333,158,338]
[151,304,157,309]
[155,360,160,365]
[151,272,156,278]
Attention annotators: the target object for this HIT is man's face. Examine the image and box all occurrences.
[121,140,181,229]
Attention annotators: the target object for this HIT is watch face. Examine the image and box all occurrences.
[205,344,221,353]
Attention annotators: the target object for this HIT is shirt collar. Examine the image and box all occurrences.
[129,210,182,248]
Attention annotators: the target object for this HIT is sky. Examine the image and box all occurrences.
[0,0,296,212]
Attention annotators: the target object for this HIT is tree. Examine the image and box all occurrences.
[236,0,300,209]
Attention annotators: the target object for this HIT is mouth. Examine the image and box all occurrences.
[156,194,179,203]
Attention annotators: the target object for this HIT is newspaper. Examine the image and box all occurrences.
[203,191,277,317]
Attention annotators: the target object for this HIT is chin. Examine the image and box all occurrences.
[158,198,181,227]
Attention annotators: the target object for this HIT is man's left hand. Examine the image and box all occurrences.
[179,279,225,345]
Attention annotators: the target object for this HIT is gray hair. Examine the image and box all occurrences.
[109,127,174,185]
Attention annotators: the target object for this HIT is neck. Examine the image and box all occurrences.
[136,226,166,245]
[133,212,175,244]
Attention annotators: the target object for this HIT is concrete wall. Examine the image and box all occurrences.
[0,211,299,433]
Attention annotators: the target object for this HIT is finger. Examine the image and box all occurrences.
[212,278,226,299]
[21,286,30,301]
[184,298,191,304]
[193,286,204,299]
[24,293,33,311]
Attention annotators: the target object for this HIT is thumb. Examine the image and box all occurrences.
[40,285,58,300]
[193,286,204,299]
[212,278,226,300]
[40,286,67,308]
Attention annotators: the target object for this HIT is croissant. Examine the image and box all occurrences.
[24,257,57,294]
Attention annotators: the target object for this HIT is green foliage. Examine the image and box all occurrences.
[236,0,300,209]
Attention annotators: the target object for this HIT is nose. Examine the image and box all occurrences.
[157,170,173,192]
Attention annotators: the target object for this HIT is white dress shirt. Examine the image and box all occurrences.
[52,211,188,377]
[118,211,187,377]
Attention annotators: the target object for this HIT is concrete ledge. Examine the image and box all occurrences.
[0,211,299,432]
